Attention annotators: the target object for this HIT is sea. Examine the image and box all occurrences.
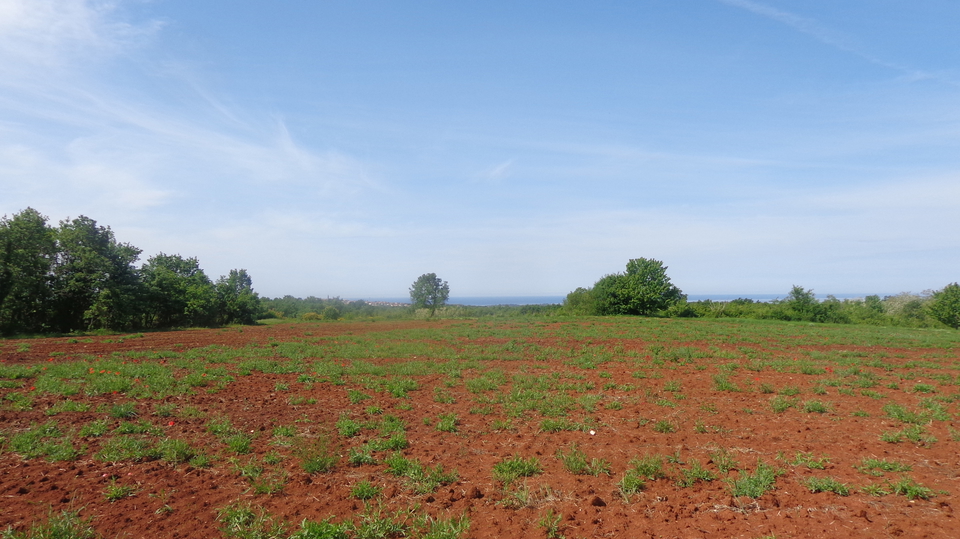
[361,293,883,307]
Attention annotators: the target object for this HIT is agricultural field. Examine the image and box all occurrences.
[1,317,960,538]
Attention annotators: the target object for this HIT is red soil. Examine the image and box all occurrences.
[1,321,958,538]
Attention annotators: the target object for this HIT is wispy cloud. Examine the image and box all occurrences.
[717,0,944,83]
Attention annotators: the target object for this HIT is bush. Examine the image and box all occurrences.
[582,258,685,316]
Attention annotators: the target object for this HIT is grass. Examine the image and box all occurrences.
[1,510,97,539]
[856,457,912,476]
[435,413,458,433]
[351,480,382,500]
[104,480,137,502]
[677,460,717,487]
[8,421,83,461]
[729,460,779,498]
[555,443,611,476]
[804,477,850,495]
[493,454,543,485]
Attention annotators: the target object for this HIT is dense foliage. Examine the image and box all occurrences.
[565,258,685,316]
[0,208,261,334]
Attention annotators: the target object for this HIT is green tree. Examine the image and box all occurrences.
[0,208,57,334]
[563,287,597,315]
[215,269,262,325]
[50,216,142,331]
[929,283,960,329]
[140,253,218,328]
[409,273,450,316]
[592,258,685,316]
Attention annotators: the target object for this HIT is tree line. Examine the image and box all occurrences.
[564,258,960,329]
[0,208,261,335]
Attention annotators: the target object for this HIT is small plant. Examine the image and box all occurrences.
[770,396,796,413]
[109,402,137,419]
[218,502,285,539]
[678,460,717,487]
[297,435,339,474]
[79,419,110,437]
[890,477,934,500]
[351,480,382,500]
[157,438,196,465]
[104,480,137,502]
[1,510,97,539]
[856,458,912,476]
[347,389,371,404]
[729,460,778,498]
[348,446,376,466]
[539,509,564,539]
[420,515,470,539]
[652,419,677,433]
[225,433,254,455]
[802,400,830,414]
[336,415,363,437]
[779,386,801,396]
[436,413,459,433]
[804,477,850,496]
[556,443,611,476]
[789,451,829,469]
[493,454,543,485]
[618,469,647,502]
[709,447,739,473]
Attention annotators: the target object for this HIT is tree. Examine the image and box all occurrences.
[140,253,217,328]
[0,208,57,334]
[592,258,685,316]
[215,269,262,325]
[929,283,960,329]
[409,273,450,316]
[49,216,142,332]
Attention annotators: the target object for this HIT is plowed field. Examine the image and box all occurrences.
[1,318,959,538]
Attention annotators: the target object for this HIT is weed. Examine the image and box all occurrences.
[729,460,778,498]
[157,438,197,465]
[627,454,667,481]
[493,454,543,485]
[336,415,363,437]
[348,446,376,466]
[770,396,796,413]
[709,447,739,473]
[789,451,829,469]
[217,502,285,539]
[289,518,351,539]
[1,510,97,539]
[618,470,646,501]
[555,443,611,476]
[419,515,470,539]
[351,480,381,500]
[779,386,801,396]
[104,480,137,502]
[435,413,459,433]
[678,460,717,487]
[79,419,109,437]
[9,421,82,461]
[652,419,677,433]
[296,435,338,474]
[856,458,911,476]
[802,400,830,414]
[109,403,137,419]
[225,434,254,455]
[804,477,850,495]
[538,509,564,539]
[890,477,934,500]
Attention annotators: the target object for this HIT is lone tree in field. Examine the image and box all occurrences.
[592,258,685,316]
[409,273,450,316]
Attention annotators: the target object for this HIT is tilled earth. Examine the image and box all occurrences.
[1,320,958,538]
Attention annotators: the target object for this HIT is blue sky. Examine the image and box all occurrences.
[2,0,958,299]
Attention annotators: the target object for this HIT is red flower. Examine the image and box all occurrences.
[168,421,175,426]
